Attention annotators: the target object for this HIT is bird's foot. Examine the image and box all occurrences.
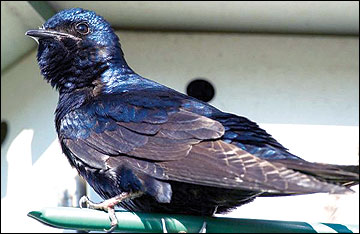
[161,218,207,233]
[79,191,143,232]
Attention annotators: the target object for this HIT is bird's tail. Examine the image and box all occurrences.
[259,159,359,197]
[309,164,359,187]
[272,159,359,188]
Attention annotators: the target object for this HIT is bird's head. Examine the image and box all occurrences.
[26,8,127,92]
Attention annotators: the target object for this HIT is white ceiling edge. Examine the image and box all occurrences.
[1,1,358,74]
[49,1,359,34]
[1,1,45,72]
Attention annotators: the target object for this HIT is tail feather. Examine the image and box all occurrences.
[258,160,358,197]
[269,159,359,188]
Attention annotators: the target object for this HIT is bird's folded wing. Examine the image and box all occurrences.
[59,92,224,165]
[155,140,352,194]
[60,93,352,194]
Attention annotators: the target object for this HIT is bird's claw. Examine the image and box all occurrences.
[104,224,117,233]
[78,195,118,232]
[79,195,90,209]
[78,192,143,232]
[103,206,118,232]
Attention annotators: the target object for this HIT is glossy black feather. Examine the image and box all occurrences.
[28,8,359,216]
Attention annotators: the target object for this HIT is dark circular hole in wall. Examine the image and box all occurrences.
[186,79,215,102]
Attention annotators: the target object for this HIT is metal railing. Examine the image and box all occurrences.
[28,207,358,233]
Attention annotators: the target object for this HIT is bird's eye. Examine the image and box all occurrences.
[75,22,90,35]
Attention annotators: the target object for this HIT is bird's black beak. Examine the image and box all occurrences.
[25,29,78,41]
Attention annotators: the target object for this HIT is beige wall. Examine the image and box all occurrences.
[1,31,358,232]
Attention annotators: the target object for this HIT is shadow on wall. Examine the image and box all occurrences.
[1,51,59,198]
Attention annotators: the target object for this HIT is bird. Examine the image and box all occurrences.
[26,8,359,232]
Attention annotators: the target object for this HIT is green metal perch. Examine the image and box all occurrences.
[28,207,358,233]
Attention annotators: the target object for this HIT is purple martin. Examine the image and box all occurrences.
[26,8,359,232]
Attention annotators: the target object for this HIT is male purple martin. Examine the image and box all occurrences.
[26,8,359,232]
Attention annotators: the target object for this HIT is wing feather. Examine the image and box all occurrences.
[159,141,351,194]
[59,93,353,195]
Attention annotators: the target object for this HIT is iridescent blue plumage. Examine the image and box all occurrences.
[27,8,359,221]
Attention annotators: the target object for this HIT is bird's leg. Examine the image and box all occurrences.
[79,191,143,232]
